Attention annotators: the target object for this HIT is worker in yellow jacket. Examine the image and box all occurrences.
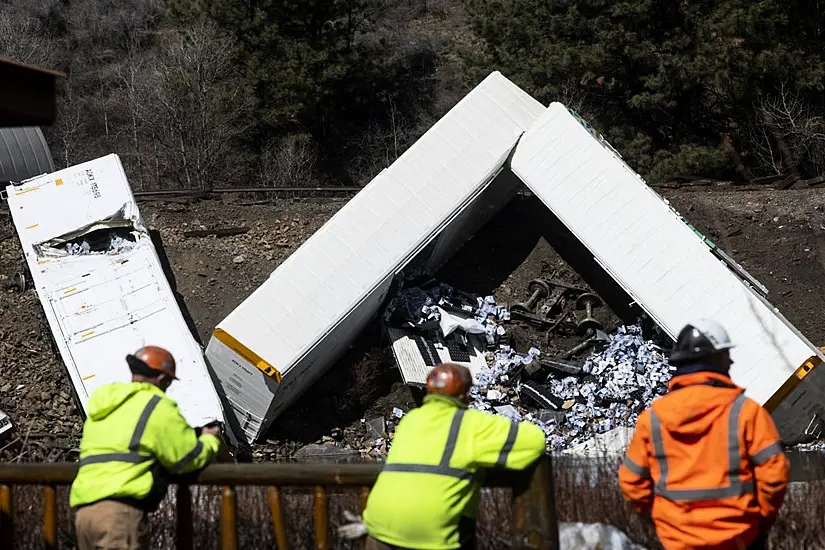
[70,346,221,550]
[363,363,546,550]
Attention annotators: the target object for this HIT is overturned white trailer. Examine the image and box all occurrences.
[205,72,546,442]
[207,72,825,445]
[5,155,227,429]
[511,104,825,443]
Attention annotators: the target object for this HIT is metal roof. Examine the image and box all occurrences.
[0,127,54,183]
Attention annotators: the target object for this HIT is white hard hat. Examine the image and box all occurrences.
[669,319,734,363]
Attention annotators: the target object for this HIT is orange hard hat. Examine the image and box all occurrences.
[126,345,178,380]
[426,364,472,398]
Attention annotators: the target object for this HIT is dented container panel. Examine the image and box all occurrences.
[5,154,226,429]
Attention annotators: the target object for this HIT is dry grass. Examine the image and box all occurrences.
[3,460,821,549]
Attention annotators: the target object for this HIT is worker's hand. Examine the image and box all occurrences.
[201,425,221,437]
[337,511,367,540]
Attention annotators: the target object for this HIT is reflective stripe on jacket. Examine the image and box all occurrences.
[619,370,789,550]
[363,393,546,550]
[70,382,220,510]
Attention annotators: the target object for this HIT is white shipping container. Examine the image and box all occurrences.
[5,154,226,429]
[511,103,825,443]
[205,71,546,442]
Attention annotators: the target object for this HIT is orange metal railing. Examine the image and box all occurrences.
[0,457,558,549]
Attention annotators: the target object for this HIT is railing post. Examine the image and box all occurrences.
[176,484,193,550]
[0,485,13,549]
[511,455,558,550]
[44,485,57,550]
[220,486,237,550]
[267,487,289,550]
[313,486,328,550]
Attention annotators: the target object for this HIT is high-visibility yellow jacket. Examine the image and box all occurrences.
[363,394,546,549]
[70,382,220,511]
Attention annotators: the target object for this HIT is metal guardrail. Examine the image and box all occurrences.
[0,457,558,550]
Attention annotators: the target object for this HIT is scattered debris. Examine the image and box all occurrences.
[559,522,648,550]
[0,409,15,442]
[470,323,672,452]
[563,426,635,457]
[378,276,673,454]
[366,417,386,439]
[559,329,611,360]
[385,282,510,386]
[292,443,361,461]
[183,226,250,238]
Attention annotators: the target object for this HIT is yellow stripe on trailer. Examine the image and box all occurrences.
[25,223,39,230]
[763,354,822,413]
[81,330,95,338]
[15,188,38,196]
[213,328,282,383]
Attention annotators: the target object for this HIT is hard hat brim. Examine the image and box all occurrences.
[669,344,734,364]
[126,354,179,380]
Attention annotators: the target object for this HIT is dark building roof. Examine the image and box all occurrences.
[0,57,65,127]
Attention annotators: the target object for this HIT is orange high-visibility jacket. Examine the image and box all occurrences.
[619,371,789,550]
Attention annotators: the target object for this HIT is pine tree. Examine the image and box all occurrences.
[465,0,825,181]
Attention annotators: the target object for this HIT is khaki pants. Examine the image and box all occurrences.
[75,500,150,550]
[365,536,408,550]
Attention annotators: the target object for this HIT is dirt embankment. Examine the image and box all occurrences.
[1,185,824,461]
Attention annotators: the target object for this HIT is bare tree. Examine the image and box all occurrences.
[147,20,255,189]
[0,5,58,68]
[347,96,417,184]
[258,134,319,188]
[110,38,160,188]
[52,80,89,168]
[749,82,825,177]
[552,78,590,115]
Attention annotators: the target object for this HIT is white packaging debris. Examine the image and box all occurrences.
[559,522,647,550]
[470,323,673,452]
[438,307,486,337]
[486,389,503,401]
[563,426,635,457]
[62,230,137,256]
[494,405,522,421]
[387,284,509,344]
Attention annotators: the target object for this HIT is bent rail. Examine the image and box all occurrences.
[0,457,558,550]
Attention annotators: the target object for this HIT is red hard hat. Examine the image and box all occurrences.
[127,345,178,380]
[426,364,472,398]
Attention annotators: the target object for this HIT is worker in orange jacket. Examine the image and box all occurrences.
[619,319,789,550]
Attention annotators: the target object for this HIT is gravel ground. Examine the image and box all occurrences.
[1,183,824,462]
